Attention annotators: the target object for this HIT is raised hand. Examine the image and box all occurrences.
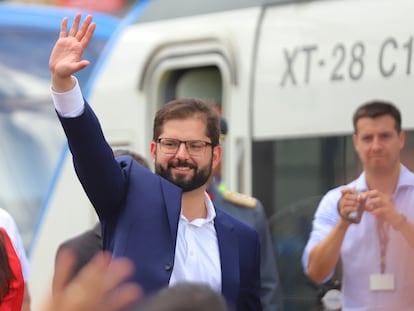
[363,189,400,225]
[42,248,142,311]
[49,13,96,92]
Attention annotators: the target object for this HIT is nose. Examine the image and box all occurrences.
[371,136,382,150]
[175,142,190,158]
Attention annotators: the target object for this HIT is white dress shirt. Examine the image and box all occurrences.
[169,192,221,292]
[302,165,414,311]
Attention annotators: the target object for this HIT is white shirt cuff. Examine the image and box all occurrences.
[51,76,85,117]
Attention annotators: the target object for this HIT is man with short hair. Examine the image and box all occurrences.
[48,14,261,311]
[302,100,414,310]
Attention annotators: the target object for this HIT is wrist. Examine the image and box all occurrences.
[391,213,407,231]
[51,75,76,93]
[337,202,352,230]
[337,201,351,223]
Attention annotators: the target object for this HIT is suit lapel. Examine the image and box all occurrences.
[160,177,182,245]
[215,210,239,307]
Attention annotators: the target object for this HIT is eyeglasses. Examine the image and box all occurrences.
[157,138,212,157]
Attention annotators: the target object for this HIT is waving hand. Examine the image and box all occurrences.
[49,13,96,92]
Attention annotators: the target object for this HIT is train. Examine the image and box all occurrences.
[3,0,414,309]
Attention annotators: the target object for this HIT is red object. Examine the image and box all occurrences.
[207,191,214,200]
[59,0,125,13]
[0,228,24,311]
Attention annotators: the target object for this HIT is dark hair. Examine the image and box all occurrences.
[113,149,150,169]
[140,282,229,311]
[353,100,401,134]
[153,98,221,147]
[0,230,15,303]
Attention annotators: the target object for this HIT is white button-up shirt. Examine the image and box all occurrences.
[169,192,221,292]
[302,165,414,311]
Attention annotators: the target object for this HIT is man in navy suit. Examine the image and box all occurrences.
[48,14,261,311]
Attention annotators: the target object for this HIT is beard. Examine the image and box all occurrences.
[155,158,212,192]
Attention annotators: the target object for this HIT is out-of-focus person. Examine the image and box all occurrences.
[302,100,414,310]
[0,208,31,311]
[0,227,24,311]
[138,282,229,311]
[42,249,141,311]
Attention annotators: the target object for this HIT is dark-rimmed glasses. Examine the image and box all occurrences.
[157,138,212,157]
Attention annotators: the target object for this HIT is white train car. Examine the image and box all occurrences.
[86,0,414,309]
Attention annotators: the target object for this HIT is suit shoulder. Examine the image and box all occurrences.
[222,190,257,208]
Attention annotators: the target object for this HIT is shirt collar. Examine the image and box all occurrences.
[354,164,414,192]
[179,192,216,226]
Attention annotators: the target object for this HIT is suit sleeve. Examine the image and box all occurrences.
[58,102,128,219]
[238,227,262,311]
[254,201,283,311]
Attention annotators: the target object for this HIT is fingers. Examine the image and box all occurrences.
[338,188,366,221]
[339,188,396,225]
[364,196,377,211]
[97,258,142,311]
[68,13,81,37]
[73,251,112,289]
[59,17,68,38]
[50,13,95,85]
[80,22,96,52]
[340,188,359,207]
[59,13,95,43]
[77,15,94,41]
[52,248,77,295]
[51,252,141,311]
[100,284,142,311]
[104,257,136,290]
[73,252,140,301]
[361,190,394,218]
[340,187,355,196]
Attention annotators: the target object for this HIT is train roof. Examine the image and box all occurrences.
[0,2,120,37]
[133,0,307,23]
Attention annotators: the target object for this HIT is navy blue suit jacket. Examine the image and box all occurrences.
[58,103,262,311]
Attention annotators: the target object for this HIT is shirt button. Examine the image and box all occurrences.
[164,263,172,271]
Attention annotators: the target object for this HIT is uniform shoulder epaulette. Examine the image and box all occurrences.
[222,190,257,208]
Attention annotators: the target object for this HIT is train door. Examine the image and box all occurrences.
[136,39,240,191]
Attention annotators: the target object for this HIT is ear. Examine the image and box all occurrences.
[150,141,157,161]
[399,130,405,150]
[352,133,358,151]
[212,144,222,171]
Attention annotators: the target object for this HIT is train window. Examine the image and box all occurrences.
[253,134,358,310]
[173,67,222,103]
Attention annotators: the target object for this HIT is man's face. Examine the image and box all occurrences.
[150,118,221,192]
[353,115,404,173]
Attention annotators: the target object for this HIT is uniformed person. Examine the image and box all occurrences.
[208,117,283,311]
